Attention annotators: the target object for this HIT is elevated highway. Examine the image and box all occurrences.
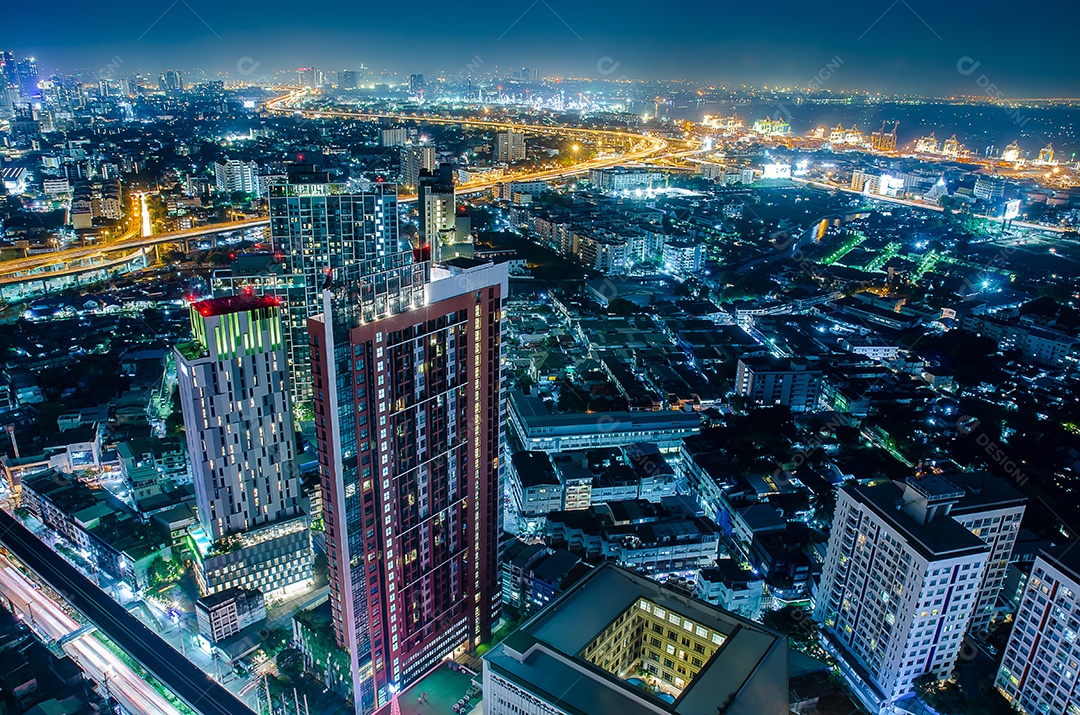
[0,92,669,294]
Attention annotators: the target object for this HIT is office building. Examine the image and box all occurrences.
[298,67,317,87]
[546,499,721,578]
[338,70,360,89]
[265,166,403,403]
[995,545,1080,715]
[974,177,1005,202]
[159,69,182,94]
[16,57,38,99]
[735,356,822,412]
[213,159,260,196]
[400,145,436,189]
[483,563,789,715]
[507,451,563,523]
[814,477,991,712]
[661,240,706,276]
[418,163,469,261]
[501,543,588,617]
[309,259,506,713]
[588,166,664,192]
[408,73,425,93]
[195,587,267,644]
[496,130,526,163]
[175,294,313,597]
[0,51,15,91]
[694,559,765,622]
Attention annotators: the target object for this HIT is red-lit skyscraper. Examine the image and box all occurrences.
[309,259,506,713]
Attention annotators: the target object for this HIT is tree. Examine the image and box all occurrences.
[147,556,182,589]
[276,647,304,681]
[834,424,860,444]
[761,606,822,657]
[607,298,642,316]
[915,674,966,714]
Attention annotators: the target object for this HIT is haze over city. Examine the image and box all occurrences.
[0,4,1077,715]
[3,0,1080,94]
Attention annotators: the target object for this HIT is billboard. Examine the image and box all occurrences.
[762,163,791,180]
[1004,199,1021,220]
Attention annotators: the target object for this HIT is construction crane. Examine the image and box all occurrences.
[872,121,898,152]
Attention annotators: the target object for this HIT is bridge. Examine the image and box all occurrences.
[0,509,254,715]
[0,91,670,298]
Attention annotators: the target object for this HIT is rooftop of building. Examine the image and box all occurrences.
[376,661,480,715]
[511,451,560,488]
[700,558,759,587]
[738,355,821,373]
[483,563,787,715]
[938,471,1028,514]
[843,481,989,561]
[190,294,280,318]
[509,391,701,433]
[530,549,584,585]
[1040,543,1080,585]
[196,586,262,610]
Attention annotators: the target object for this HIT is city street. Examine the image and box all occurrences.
[0,555,184,715]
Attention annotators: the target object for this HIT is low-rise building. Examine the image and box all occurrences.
[507,451,563,523]
[508,390,700,452]
[546,499,721,578]
[695,559,765,621]
[20,469,167,590]
[736,356,822,412]
[195,586,266,644]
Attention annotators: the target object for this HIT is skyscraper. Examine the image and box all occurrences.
[265,166,402,404]
[0,52,16,92]
[175,294,313,597]
[995,545,1080,714]
[309,259,507,713]
[418,163,469,262]
[338,70,360,90]
[400,145,436,189]
[814,477,992,712]
[15,57,38,99]
[496,130,526,163]
[158,69,182,95]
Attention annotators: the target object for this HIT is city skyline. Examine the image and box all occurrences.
[0,8,1078,715]
[1,1,1078,95]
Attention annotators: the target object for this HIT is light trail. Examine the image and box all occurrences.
[0,557,182,715]
[0,89,670,282]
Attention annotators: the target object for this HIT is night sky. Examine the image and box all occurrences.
[2,0,1077,95]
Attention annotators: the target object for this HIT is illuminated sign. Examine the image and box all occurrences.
[762,163,791,179]
[1004,199,1021,220]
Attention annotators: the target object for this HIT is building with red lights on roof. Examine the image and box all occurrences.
[175,294,313,598]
